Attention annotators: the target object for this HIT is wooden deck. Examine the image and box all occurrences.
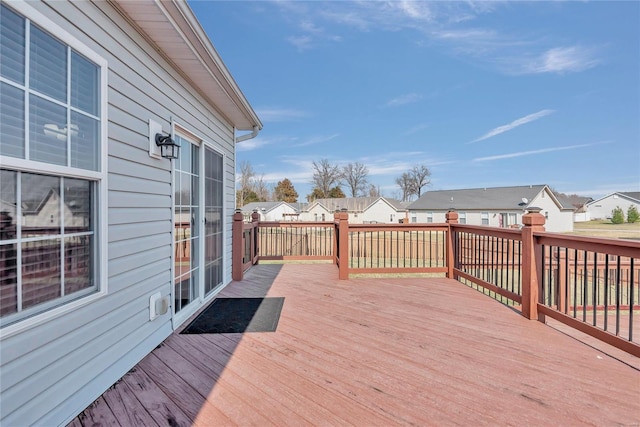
[72,263,640,426]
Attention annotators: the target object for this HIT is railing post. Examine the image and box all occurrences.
[521,207,546,320]
[445,210,458,279]
[251,209,260,265]
[333,210,340,266]
[338,209,349,280]
[232,209,244,281]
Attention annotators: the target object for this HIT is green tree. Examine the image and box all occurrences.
[611,206,625,224]
[274,178,298,202]
[627,205,639,223]
[243,190,261,205]
[306,187,323,202]
[327,186,346,198]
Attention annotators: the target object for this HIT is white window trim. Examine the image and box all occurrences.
[0,0,108,339]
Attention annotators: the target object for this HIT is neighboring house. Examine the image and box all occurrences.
[586,192,640,220]
[408,185,574,232]
[241,201,299,221]
[0,2,261,426]
[299,197,407,224]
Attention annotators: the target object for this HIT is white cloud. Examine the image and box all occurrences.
[385,93,422,108]
[470,109,555,143]
[236,137,270,152]
[404,123,429,135]
[519,46,601,75]
[286,35,313,51]
[271,3,602,75]
[292,133,340,147]
[473,141,613,162]
[255,107,308,122]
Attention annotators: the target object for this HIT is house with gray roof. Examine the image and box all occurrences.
[586,192,640,220]
[407,185,574,232]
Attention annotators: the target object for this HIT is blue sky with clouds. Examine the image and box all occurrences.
[189,1,639,201]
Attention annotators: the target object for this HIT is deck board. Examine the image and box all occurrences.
[72,263,640,426]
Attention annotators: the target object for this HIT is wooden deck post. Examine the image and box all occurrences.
[333,211,340,266]
[521,208,545,320]
[337,209,349,280]
[232,209,244,281]
[251,210,260,265]
[445,210,458,279]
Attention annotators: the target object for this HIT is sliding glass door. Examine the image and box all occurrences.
[173,131,225,325]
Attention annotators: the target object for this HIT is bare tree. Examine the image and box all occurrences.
[367,183,381,198]
[395,172,414,202]
[341,162,369,197]
[254,175,270,202]
[236,161,256,207]
[409,165,431,198]
[311,159,342,198]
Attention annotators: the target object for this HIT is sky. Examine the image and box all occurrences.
[189,1,640,201]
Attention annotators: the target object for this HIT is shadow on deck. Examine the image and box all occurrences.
[71,263,640,426]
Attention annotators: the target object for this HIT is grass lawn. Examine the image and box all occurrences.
[569,220,640,239]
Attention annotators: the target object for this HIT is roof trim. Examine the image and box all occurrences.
[587,192,640,206]
[112,0,261,131]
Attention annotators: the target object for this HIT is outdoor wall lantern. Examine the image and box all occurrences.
[155,132,180,159]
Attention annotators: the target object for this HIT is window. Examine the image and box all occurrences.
[481,212,489,225]
[411,214,417,223]
[426,212,433,223]
[459,212,467,224]
[0,2,106,328]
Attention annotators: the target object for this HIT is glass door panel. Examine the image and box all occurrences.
[204,146,223,296]
[174,136,199,314]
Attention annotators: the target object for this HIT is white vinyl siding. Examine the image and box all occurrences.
[0,1,239,426]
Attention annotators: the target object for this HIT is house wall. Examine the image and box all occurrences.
[0,1,237,426]
[360,199,402,224]
[587,194,639,220]
[302,205,332,221]
[530,190,574,232]
[409,192,573,232]
[259,205,297,221]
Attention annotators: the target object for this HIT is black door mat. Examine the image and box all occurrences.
[181,297,285,334]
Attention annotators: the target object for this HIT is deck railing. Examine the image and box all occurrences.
[535,233,638,355]
[232,208,639,356]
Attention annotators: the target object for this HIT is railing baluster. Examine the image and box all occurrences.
[616,255,621,336]
[629,258,634,342]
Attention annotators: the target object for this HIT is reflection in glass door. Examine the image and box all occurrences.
[204,146,223,295]
[174,135,199,314]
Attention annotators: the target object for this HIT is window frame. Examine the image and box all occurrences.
[481,212,489,225]
[0,0,108,338]
[426,212,433,223]
[459,212,467,225]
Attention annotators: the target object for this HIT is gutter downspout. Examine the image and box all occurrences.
[235,125,260,143]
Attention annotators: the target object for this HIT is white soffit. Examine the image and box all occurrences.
[113,0,261,131]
